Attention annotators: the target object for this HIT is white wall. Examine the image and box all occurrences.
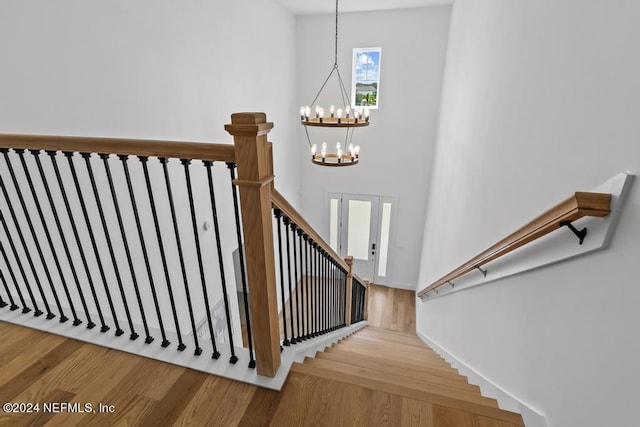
[0,0,300,344]
[297,6,451,288]
[0,0,300,200]
[417,1,640,426]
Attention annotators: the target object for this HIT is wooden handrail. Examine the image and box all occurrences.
[271,189,349,272]
[272,190,368,282]
[417,191,611,298]
[0,134,235,162]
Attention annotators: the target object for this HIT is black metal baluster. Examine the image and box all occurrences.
[336,262,341,329]
[274,209,289,347]
[17,150,73,324]
[340,265,344,325]
[356,282,362,322]
[283,217,296,344]
[204,161,238,363]
[324,251,329,333]
[182,159,218,359]
[0,247,19,311]
[325,252,333,332]
[313,242,319,336]
[83,153,131,337]
[0,173,43,316]
[297,229,306,340]
[49,151,99,330]
[67,152,116,334]
[0,269,7,308]
[119,155,161,345]
[316,245,321,335]
[139,156,178,349]
[31,150,86,325]
[227,163,256,368]
[329,258,333,331]
[351,282,356,324]
[330,259,335,331]
[333,260,340,329]
[291,223,301,343]
[101,154,147,341]
[319,249,324,334]
[0,231,28,312]
[160,157,200,355]
[303,234,311,339]
[1,150,55,319]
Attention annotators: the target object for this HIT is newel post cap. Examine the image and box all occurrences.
[225,112,273,136]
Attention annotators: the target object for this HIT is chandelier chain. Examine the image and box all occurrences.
[334,0,339,66]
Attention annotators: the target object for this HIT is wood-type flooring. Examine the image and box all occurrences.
[0,284,524,426]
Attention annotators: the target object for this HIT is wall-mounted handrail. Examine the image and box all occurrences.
[417,191,611,298]
[0,134,235,162]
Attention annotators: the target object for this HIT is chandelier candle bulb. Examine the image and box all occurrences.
[330,105,335,118]
[319,108,324,123]
[337,148,343,163]
[300,106,305,120]
[311,144,317,158]
[304,106,311,121]
[315,105,320,118]
[337,108,343,123]
[346,105,351,118]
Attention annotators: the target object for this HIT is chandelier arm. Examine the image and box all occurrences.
[310,64,339,108]
[304,125,313,147]
[334,66,352,107]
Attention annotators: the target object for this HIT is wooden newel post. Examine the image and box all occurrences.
[225,112,281,377]
[345,256,354,326]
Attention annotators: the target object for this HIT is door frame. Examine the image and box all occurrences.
[326,192,396,285]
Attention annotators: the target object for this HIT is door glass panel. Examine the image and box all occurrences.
[347,200,371,260]
[377,202,391,277]
[329,198,339,252]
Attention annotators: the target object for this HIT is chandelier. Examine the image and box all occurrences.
[299,0,370,167]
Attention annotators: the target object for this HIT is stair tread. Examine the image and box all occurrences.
[324,347,466,381]
[333,342,458,371]
[340,336,447,359]
[302,357,496,407]
[353,327,426,346]
[315,351,480,393]
[291,363,524,425]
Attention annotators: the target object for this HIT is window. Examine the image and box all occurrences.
[352,47,382,109]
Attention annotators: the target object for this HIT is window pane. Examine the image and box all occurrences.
[347,200,371,260]
[377,202,391,277]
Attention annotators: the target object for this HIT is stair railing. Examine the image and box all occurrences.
[0,130,250,368]
[0,112,366,378]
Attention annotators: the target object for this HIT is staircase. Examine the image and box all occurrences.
[271,326,525,426]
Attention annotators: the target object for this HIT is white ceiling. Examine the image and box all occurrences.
[275,0,453,16]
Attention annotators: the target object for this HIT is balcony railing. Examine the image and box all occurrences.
[0,112,367,379]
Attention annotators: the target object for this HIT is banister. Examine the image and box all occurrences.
[271,189,348,271]
[417,191,611,298]
[0,134,235,162]
[271,189,368,288]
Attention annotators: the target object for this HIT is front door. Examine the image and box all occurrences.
[339,194,379,281]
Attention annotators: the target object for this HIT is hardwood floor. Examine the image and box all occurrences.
[0,284,524,426]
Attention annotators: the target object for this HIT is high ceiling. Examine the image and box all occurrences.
[275,0,453,16]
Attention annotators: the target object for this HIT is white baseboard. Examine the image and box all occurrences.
[417,330,548,427]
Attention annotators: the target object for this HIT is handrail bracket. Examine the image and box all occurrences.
[559,220,587,245]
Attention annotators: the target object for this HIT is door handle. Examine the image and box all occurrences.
[371,243,376,255]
